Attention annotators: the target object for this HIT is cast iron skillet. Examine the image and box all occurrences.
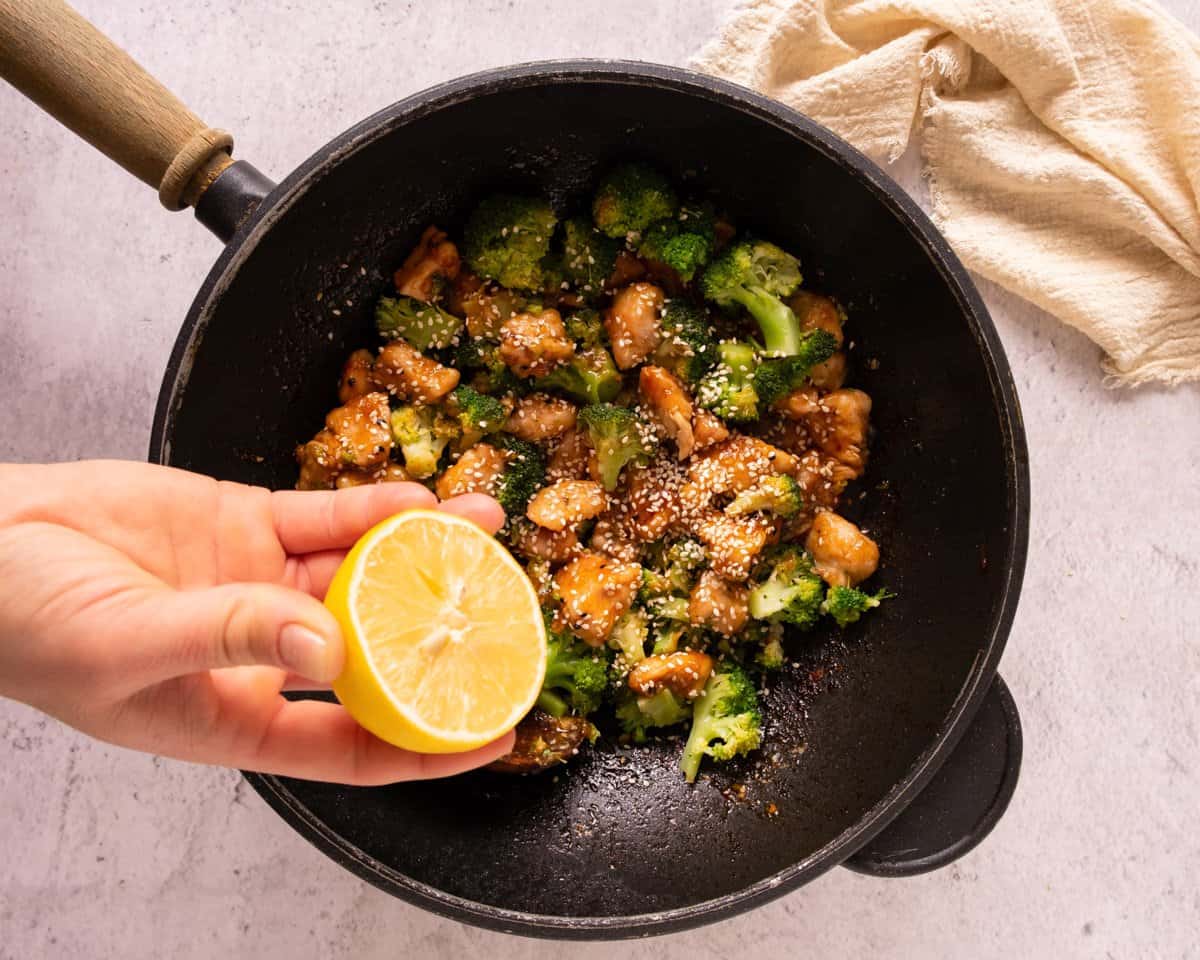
[1,3,1028,940]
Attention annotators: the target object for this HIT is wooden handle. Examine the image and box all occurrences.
[0,0,233,210]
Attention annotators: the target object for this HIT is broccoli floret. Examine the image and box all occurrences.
[701,239,805,356]
[462,194,558,292]
[454,338,525,396]
[535,347,622,405]
[639,203,717,281]
[446,385,507,448]
[537,629,610,717]
[389,405,459,479]
[374,295,464,351]
[652,301,717,384]
[564,308,606,348]
[608,609,649,675]
[616,688,692,743]
[751,330,841,406]
[650,619,695,656]
[578,402,654,491]
[639,567,672,602]
[493,436,546,514]
[695,341,760,422]
[754,624,787,671]
[592,163,678,238]
[726,474,804,519]
[680,665,763,783]
[560,217,621,294]
[822,585,893,628]
[646,594,690,623]
[747,547,826,629]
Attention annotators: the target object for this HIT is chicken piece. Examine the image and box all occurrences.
[588,513,641,563]
[554,552,642,646]
[374,340,460,403]
[499,309,575,378]
[759,418,812,459]
[639,365,694,459]
[605,282,664,370]
[487,710,594,774]
[691,510,772,581]
[448,272,527,339]
[526,480,607,532]
[505,393,577,442]
[626,458,686,541]
[775,386,822,420]
[790,290,845,347]
[688,570,751,637]
[338,349,376,404]
[806,511,880,587]
[295,429,342,490]
[335,463,410,488]
[691,409,730,452]
[393,225,461,301]
[819,389,871,474]
[809,351,847,391]
[683,435,799,512]
[628,651,714,701]
[324,392,392,470]
[546,427,594,483]
[510,522,582,563]
[790,449,857,512]
[607,249,647,289]
[434,442,509,500]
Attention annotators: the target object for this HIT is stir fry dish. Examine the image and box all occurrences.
[296,164,891,782]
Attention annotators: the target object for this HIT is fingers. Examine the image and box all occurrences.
[437,493,506,534]
[233,697,516,785]
[159,583,345,683]
[284,548,348,598]
[272,482,437,555]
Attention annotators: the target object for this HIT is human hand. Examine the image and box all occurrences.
[0,460,514,784]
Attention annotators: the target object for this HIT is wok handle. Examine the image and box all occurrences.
[844,675,1022,877]
[0,0,232,210]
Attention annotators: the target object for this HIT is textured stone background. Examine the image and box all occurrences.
[1,2,1198,957]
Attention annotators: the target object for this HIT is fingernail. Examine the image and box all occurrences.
[279,624,333,680]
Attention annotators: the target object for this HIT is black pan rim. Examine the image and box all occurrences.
[147,59,1031,939]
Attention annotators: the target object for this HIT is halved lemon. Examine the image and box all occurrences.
[325,509,546,753]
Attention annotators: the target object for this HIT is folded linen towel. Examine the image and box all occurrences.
[693,0,1200,386]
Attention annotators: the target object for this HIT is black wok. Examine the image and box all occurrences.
[1,3,1028,940]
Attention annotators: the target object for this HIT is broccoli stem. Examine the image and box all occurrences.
[536,690,569,717]
[730,286,802,356]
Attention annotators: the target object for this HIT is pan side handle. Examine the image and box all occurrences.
[0,0,233,211]
[844,675,1023,877]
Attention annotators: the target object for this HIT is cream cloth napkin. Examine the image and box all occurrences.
[692,0,1200,386]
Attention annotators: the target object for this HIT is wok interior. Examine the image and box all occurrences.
[164,76,1015,919]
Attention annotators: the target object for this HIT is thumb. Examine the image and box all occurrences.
[159,583,345,681]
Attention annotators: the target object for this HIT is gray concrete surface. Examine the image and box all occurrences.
[2,1,1198,957]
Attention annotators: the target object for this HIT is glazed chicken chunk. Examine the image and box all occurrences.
[505,393,578,442]
[393,225,461,301]
[688,569,751,636]
[554,552,642,646]
[639,364,695,459]
[488,711,594,774]
[806,511,880,587]
[374,340,460,403]
[605,282,664,369]
[499,309,575,378]
[338,348,376,404]
[691,510,773,581]
[526,480,608,532]
[628,651,714,700]
[324,392,391,470]
[434,442,509,500]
